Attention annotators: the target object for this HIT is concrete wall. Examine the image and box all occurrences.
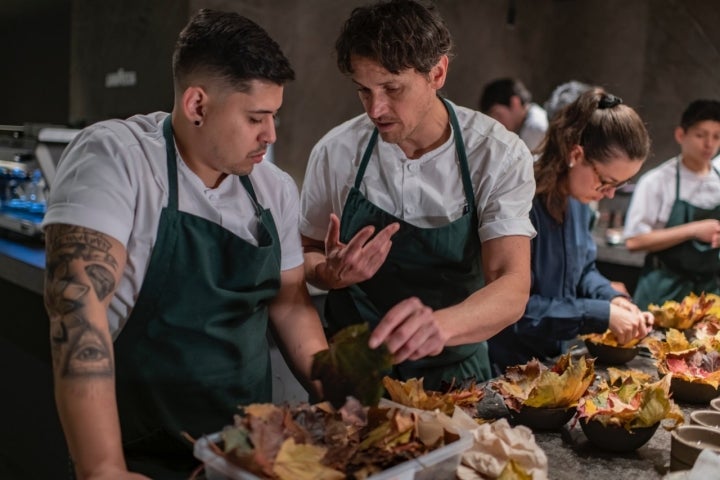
[188,0,720,183]
[4,0,720,183]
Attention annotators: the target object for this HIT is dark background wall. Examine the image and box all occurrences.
[0,0,71,125]
[2,1,719,478]
[3,0,720,183]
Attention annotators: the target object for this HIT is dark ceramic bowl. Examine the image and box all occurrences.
[584,339,639,365]
[670,376,720,404]
[689,410,720,429]
[711,397,720,412]
[671,425,720,472]
[508,405,576,431]
[580,419,659,452]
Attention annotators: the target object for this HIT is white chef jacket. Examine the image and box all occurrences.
[519,103,549,152]
[43,112,303,337]
[624,155,720,238]
[300,100,536,243]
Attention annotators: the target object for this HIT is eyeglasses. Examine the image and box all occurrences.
[588,161,629,193]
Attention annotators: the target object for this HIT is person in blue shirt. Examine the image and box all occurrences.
[488,88,654,374]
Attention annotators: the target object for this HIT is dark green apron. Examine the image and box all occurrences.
[325,98,490,391]
[112,116,281,478]
[633,158,720,309]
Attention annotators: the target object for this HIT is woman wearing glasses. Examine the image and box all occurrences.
[488,88,653,374]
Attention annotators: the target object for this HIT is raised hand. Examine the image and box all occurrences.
[320,213,400,289]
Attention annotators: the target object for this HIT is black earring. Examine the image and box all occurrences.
[194,120,201,126]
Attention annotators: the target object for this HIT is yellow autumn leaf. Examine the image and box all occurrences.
[498,458,533,480]
[580,329,639,347]
[272,438,344,480]
[243,403,282,420]
[382,377,451,414]
[607,367,652,386]
[649,292,717,330]
[666,329,693,352]
[524,355,595,408]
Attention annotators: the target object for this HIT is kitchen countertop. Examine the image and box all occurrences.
[477,349,708,479]
[593,228,646,268]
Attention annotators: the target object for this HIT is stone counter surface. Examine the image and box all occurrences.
[479,351,709,480]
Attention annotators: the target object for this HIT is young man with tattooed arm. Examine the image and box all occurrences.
[42,10,327,479]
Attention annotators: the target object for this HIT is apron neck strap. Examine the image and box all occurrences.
[355,129,378,189]
[675,155,720,197]
[162,115,262,216]
[354,97,475,211]
[162,115,179,211]
[442,97,475,211]
[239,175,263,216]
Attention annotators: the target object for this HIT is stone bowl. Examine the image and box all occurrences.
[689,410,720,429]
[670,377,720,404]
[580,419,659,452]
[711,397,720,412]
[508,405,576,431]
[670,425,720,471]
[584,339,639,365]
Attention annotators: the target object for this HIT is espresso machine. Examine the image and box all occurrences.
[0,124,79,239]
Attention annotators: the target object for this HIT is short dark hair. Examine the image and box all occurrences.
[679,99,720,130]
[172,9,295,92]
[479,78,532,112]
[335,0,453,75]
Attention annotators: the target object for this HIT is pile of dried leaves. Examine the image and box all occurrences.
[210,399,461,480]
[649,292,720,330]
[647,328,720,388]
[492,352,595,412]
[575,369,684,430]
[382,376,484,418]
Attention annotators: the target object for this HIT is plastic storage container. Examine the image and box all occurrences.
[194,427,473,480]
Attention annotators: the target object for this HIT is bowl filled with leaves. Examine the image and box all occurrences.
[491,352,595,431]
[646,328,720,404]
[649,292,720,332]
[575,369,684,452]
[580,330,642,365]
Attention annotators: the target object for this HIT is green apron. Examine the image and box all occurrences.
[325,98,490,391]
[112,116,281,478]
[633,158,720,309]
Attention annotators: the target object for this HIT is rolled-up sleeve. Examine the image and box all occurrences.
[477,140,537,242]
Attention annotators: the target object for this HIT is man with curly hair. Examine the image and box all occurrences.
[300,0,536,389]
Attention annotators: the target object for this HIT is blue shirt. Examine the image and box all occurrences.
[488,196,621,373]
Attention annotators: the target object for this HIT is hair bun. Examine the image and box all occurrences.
[598,94,623,109]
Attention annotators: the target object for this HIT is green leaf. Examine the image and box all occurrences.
[312,323,393,408]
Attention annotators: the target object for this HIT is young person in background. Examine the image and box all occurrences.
[624,100,720,308]
[479,77,548,152]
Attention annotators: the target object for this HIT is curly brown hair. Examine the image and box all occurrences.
[335,0,453,75]
[534,88,650,223]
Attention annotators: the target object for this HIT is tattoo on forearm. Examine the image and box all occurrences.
[51,314,113,377]
[45,225,118,379]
